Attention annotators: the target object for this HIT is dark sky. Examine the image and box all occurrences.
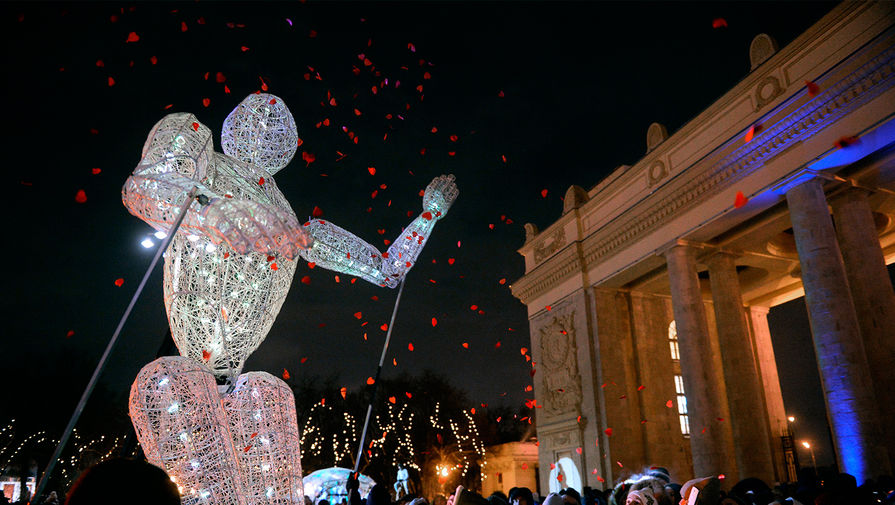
[3,1,841,468]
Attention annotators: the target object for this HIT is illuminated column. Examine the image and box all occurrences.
[706,253,775,483]
[664,244,738,477]
[747,306,789,482]
[831,188,895,468]
[785,180,891,481]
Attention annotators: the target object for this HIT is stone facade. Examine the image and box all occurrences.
[512,2,895,491]
[481,442,540,499]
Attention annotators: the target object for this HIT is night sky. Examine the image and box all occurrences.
[4,1,842,470]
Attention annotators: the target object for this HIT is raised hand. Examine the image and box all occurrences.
[423,174,459,218]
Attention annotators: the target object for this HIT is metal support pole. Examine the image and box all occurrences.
[353,278,406,473]
[32,189,198,502]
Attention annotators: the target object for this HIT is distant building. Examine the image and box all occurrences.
[481,442,540,498]
[512,2,895,491]
[0,476,34,502]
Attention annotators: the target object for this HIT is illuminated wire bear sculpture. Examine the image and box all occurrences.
[124,93,457,504]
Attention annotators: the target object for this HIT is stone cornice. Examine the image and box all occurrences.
[581,38,894,268]
[513,5,895,306]
[511,242,583,305]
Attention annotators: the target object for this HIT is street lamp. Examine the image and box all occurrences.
[802,441,817,476]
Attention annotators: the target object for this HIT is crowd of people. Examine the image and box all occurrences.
[8,459,894,505]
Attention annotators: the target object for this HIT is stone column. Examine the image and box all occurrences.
[785,180,891,481]
[831,188,895,468]
[747,306,789,482]
[706,253,775,483]
[664,244,738,478]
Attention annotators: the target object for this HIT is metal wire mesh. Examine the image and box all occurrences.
[223,372,304,505]
[300,174,458,287]
[129,357,247,505]
[222,93,299,175]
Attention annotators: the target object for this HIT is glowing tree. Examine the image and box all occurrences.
[124,93,457,504]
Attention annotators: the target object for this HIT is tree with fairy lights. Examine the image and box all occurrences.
[288,372,486,500]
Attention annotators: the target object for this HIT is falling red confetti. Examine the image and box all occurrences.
[74,189,88,203]
[408,342,415,351]
[744,123,762,143]
[834,135,860,149]
[112,278,124,287]
[340,387,347,399]
[576,447,582,454]
[309,29,317,38]
[498,90,505,98]
[604,428,613,436]
[302,151,316,166]
[388,396,396,404]
[280,368,290,380]
[556,474,564,482]
[431,317,437,327]
[354,312,363,319]
[65,330,75,338]
[312,206,323,218]
[666,400,674,408]
[96,59,104,68]
[215,72,226,83]
[367,166,376,175]
[499,278,506,285]
[202,98,210,107]
[191,122,199,131]
[462,343,469,348]
[405,392,412,398]
[805,80,820,96]
[712,18,728,29]
[380,323,388,331]
[270,263,278,271]
[521,463,528,470]
[637,385,646,391]
[107,77,116,87]
[180,21,188,32]
[241,46,250,52]
[244,445,252,453]
[545,305,552,311]
[300,357,308,364]
[366,377,375,385]
[540,189,548,198]
[258,177,265,186]
[734,191,748,209]
[126,31,140,42]
[301,276,311,284]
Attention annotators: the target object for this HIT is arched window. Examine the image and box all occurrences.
[669,321,690,436]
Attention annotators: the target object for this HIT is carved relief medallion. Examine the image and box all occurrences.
[538,313,582,416]
[648,160,668,186]
[754,75,784,110]
[534,227,566,264]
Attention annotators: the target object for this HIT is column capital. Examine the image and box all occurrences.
[657,239,702,258]
[748,305,771,316]
[704,250,743,268]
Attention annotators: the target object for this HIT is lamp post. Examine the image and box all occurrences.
[782,416,799,481]
[802,441,817,477]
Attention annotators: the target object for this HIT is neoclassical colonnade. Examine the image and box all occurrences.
[511,2,895,491]
[663,179,895,480]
